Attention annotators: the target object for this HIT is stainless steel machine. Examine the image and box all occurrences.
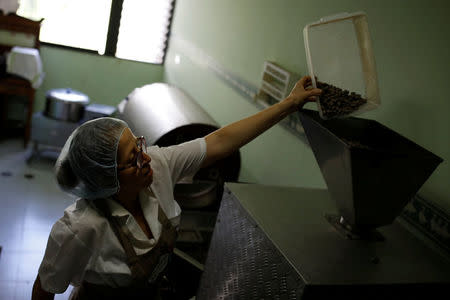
[29,88,116,161]
[196,109,449,299]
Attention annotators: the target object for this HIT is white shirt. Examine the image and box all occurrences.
[38,138,207,293]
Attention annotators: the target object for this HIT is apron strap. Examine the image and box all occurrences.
[157,204,171,226]
[147,187,172,228]
[93,199,140,264]
[92,197,177,284]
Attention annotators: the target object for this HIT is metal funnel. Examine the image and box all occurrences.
[298,109,443,231]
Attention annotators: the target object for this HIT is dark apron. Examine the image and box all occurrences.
[70,199,178,300]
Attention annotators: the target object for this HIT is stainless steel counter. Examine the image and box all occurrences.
[197,183,450,299]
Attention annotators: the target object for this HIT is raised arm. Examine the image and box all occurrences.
[201,76,321,167]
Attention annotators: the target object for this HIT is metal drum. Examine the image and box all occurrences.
[44,88,90,122]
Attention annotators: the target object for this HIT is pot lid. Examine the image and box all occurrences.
[46,88,90,103]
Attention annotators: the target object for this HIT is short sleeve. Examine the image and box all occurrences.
[159,137,207,183]
[38,218,93,293]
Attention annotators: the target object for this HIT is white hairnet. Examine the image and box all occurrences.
[54,117,129,200]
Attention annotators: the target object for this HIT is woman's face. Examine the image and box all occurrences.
[116,128,153,190]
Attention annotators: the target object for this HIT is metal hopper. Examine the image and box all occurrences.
[298,109,443,233]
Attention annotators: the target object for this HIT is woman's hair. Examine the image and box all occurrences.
[54,117,129,199]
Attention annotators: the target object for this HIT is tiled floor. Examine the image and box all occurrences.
[0,138,74,299]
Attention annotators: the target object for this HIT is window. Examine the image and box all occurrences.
[17,0,174,64]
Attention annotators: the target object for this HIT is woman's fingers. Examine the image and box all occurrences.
[299,76,311,87]
[308,88,322,96]
[304,89,322,102]
[306,95,318,102]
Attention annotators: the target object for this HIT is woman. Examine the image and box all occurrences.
[32,76,321,299]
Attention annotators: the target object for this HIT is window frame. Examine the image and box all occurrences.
[38,0,175,65]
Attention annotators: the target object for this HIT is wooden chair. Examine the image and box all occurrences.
[0,12,43,147]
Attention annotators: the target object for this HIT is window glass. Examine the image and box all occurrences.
[17,0,174,64]
[115,0,173,64]
[17,0,112,54]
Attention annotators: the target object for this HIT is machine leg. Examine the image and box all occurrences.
[26,141,39,164]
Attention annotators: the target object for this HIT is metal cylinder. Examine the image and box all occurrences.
[44,88,90,122]
[121,83,218,144]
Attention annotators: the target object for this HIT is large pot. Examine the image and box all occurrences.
[174,180,219,209]
[44,88,90,122]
